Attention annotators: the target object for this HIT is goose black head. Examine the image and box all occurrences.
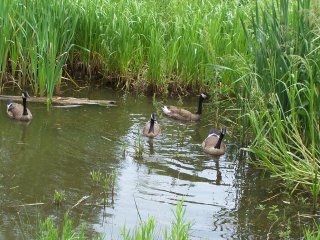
[22,91,30,99]
[220,128,227,135]
[200,93,208,99]
[151,113,157,121]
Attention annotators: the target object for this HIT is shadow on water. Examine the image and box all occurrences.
[0,89,315,239]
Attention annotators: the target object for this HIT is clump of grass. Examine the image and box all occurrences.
[245,90,320,206]
[38,213,85,240]
[90,169,102,186]
[53,190,65,206]
[134,134,144,160]
[121,200,191,240]
[90,169,117,208]
[164,200,191,240]
[121,217,155,240]
[304,221,320,240]
[121,142,128,157]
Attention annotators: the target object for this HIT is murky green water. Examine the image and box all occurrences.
[0,89,313,239]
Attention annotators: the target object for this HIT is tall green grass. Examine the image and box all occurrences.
[0,0,13,88]
[0,0,250,99]
[241,0,320,204]
[3,0,77,102]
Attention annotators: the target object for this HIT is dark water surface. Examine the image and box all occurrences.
[0,89,312,239]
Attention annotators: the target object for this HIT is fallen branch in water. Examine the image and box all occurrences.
[71,195,90,209]
[9,202,46,207]
[0,95,116,107]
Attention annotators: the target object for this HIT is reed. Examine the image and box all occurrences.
[0,0,13,88]
[1,0,250,99]
[240,0,320,203]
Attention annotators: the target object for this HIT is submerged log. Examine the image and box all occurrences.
[0,95,116,107]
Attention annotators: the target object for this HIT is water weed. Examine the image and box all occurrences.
[121,200,191,240]
[53,190,65,206]
[90,169,117,208]
[90,169,102,186]
[38,213,85,240]
[134,134,144,160]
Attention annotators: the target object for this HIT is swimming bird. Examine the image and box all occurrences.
[7,91,33,121]
[202,128,226,156]
[143,113,161,137]
[160,93,208,121]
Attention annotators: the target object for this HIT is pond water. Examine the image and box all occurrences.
[0,88,313,239]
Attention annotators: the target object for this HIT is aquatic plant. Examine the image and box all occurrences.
[36,200,189,240]
[53,190,65,206]
[134,134,144,160]
[121,200,191,240]
[90,169,102,186]
[163,200,191,240]
[90,169,117,208]
[38,213,85,240]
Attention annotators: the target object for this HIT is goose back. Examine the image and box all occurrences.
[160,93,207,121]
[7,103,33,121]
[202,128,226,156]
[143,113,161,137]
[6,91,32,121]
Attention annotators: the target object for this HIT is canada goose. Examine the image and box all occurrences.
[143,113,161,137]
[7,91,33,121]
[202,128,226,156]
[160,93,208,121]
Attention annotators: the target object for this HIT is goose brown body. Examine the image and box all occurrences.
[202,128,226,156]
[143,113,161,137]
[7,91,32,121]
[160,93,207,121]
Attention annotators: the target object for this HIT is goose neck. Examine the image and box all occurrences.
[214,132,225,149]
[22,97,28,115]
[196,95,204,114]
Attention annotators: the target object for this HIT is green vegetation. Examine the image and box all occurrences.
[0,0,248,99]
[1,0,320,236]
[121,200,191,240]
[53,190,66,206]
[37,201,190,240]
[38,213,86,240]
[241,0,320,206]
[90,169,117,208]
[304,221,320,240]
[134,134,144,160]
